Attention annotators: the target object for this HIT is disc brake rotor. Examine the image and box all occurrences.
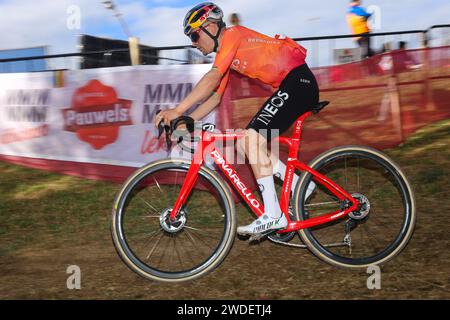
[349,193,371,220]
[159,208,187,233]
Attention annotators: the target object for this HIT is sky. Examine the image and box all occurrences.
[0,0,448,66]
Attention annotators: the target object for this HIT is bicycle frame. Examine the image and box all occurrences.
[169,111,359,233]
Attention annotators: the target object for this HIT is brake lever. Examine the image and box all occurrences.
[156,110,172,150]
[170,116,199,154]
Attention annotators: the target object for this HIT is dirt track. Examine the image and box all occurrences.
[0,216,448,300]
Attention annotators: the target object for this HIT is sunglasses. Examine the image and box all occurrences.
[189,29,201,43]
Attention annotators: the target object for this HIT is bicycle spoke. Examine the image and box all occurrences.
[153,177,163,194]
[358,225,380,254]
[135,228,162,252]
[315,183,342,204]
[345,156,348,190]
[156,235,170,269]
[367,215,398,230]
[186,226,223,240]
[184,229,197,246]
[172,171,179,199]
[362,217,396,235]
[173,236,184,270]
[305,201,342,207]
[184,229,211,260]
[368,209,403,228]
[188,228,215,251]
[169,236,176,269]
[146,232,164,261]
[138,194,160,214]
[357,158,360,191]
[182,233,197,266]
[184,225,202,232]
[364,170,395,196]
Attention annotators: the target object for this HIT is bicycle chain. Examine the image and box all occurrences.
[268,234,308,248]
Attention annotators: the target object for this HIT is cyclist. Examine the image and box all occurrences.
[154,2,319,237]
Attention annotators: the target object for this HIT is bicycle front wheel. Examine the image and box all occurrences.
[294,146,416,268]
[111,159,236,282]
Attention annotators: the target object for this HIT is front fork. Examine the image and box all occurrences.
[168,151,204,222]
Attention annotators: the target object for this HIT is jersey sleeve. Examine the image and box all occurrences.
[212,28,241,76]
[214,70,230,96]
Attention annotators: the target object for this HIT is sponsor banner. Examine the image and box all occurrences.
[333,48,362,65]
[0,72,53,148]
[0,64,216,169]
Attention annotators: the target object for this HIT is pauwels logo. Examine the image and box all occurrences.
[62,80,133,150]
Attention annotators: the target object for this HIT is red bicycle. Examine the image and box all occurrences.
[111,101,416,282]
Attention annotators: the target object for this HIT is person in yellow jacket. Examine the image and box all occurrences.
[347,0,373,58]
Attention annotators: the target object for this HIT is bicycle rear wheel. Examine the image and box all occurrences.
[111,159,236,282]
[294,146,416,268]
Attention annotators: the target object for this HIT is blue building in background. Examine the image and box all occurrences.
[0,46,47,73]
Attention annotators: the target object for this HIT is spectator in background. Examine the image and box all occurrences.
[229,13,241,26]
[398,41,407,50]
[380,42,392,54]
[347,0,373,59]
[394,41,422,72]
[378,42,393,73]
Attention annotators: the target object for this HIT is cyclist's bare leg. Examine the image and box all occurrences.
[237,136,313,202]
[236,129,287,235]
[236,129,272,179]
[236,128,316,203]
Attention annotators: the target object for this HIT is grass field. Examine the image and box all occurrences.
[0,119,449,299]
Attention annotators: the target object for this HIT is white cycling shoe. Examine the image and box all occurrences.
[237,213,288,237]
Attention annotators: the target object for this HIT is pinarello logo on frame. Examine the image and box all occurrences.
[62,79,133,150]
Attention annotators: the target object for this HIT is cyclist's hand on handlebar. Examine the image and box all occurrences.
[154,109,182,127]
[175,123,187,130]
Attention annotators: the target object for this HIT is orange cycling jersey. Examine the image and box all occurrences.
[213,26,307,95]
